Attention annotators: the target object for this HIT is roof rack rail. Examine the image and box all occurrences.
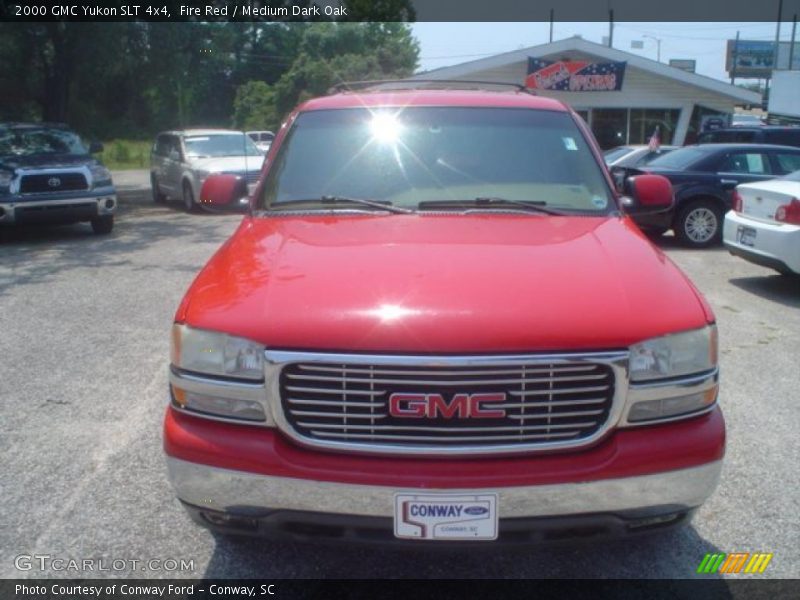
[328,79,535,95]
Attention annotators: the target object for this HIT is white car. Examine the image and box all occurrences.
[723,170,800,276]
[150,129,265,212]
[603,144,678,169]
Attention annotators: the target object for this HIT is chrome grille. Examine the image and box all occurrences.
[277,355,620,454]
[223,170,260,185]
[19,172,88,194]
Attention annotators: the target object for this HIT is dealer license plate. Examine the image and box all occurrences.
[737,226,757,247]
[393,493,498,541]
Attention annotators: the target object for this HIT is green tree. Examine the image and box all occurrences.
[262,23,419,125]
[233,81,279,130]
[0,18,418,139]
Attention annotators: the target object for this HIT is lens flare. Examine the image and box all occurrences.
[370,113,403,144]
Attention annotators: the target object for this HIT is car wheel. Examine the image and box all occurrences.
[91,215,114,235]
[151,173,166,203]
[674,199,723,248]
[183,180,197,213]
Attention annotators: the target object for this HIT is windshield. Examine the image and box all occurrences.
[782,169,800,182]
[603,146,633,163]
[733,115,762,124]
[639,148,677,165]
[259,107,615,213]
[646,146,710,170]
[183,133,262,158]
[0,127,88,158]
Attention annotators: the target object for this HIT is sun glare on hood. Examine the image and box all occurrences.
[367,303,418,323]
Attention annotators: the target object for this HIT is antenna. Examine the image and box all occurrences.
[242,129,252,215]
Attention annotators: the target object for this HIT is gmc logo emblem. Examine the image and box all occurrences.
[389,393,507,419]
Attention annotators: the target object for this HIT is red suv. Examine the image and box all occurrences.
[164,83,724,544]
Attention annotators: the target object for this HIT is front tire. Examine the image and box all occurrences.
[151,173,166,204]
[674,199,723,248]
[183,180,197,213]
[91,215,114,235]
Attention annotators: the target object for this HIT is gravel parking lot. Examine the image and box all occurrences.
[1,170,798,580]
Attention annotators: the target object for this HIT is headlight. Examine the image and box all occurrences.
[89,164,112,187]
[625,325,719,425]
[170,385,266,422]
[629,325,717,382]
[171,324,264,381]
[627,386,718,423]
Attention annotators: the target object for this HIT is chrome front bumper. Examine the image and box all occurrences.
[167,456,723,519]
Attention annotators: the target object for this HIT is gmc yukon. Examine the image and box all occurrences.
[164,84,724,544]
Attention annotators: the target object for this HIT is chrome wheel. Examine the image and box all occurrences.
[683,207,718,244]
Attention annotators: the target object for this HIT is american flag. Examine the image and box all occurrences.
[648,126,661,152]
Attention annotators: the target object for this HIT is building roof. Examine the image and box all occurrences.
[414,37,761,106]
[300,89,568,111]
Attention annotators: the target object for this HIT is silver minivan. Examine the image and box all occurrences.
[150,129,265,211]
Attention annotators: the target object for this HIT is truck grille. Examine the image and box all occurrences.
[19,172,89,194]
[278,357,618,453]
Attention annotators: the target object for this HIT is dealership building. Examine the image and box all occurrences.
[411,37,762,149]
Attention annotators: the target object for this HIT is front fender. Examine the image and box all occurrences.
[181,170,202,196]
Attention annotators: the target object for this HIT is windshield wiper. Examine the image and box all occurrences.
[270,196,414,214]
[418,197,562,215]
[321,195,414,214]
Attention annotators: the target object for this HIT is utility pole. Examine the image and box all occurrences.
[549,9,554,43]
[773,0,783,70]
[790,14,797,69]
[731,30,740,85]
[608,9,614,47]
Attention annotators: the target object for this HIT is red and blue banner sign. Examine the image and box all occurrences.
[525,58,626,92]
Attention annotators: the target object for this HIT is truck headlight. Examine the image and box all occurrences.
[170,385,266,422]
[626,386,718,423]
[629,325,717,382]
[90,164,112,187]
[171,324,264,381]
[625,325,719,425]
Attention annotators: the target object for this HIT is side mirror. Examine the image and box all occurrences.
[89,141,104,153]
[199,174,250,213]
[620,174,673,214]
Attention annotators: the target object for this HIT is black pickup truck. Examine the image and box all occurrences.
[614,143,800,247]
[0,122,116,234]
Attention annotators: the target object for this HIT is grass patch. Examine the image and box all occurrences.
[96,139,152,170]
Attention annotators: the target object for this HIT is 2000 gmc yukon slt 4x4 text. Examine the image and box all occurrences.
[164,84,724,544]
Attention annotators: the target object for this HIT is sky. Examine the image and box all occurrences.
[411,22,794,82]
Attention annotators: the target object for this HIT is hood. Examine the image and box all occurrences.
[191,155,264,173]
[178,215,710,353]
[0,154,97,171]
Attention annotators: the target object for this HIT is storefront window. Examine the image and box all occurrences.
[629,109,680,145]
[591,109,628,150]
